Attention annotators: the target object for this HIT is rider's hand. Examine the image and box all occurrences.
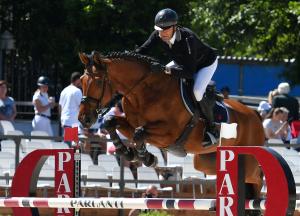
[150,62,165,73]
[49,102,56,108]
[165,67,171,75]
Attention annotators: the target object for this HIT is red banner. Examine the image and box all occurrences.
[217,146,296,216]
[11,149,75,216]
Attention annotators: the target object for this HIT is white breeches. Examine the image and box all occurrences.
[166,58,218,101]
[32,115,53,136]
[193,59,218,101]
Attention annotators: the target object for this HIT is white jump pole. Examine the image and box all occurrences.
[0,197,300,211]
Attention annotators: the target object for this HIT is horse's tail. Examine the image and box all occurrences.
[254,110,263,122]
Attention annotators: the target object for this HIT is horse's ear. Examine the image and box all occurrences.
[93,51,112,65]
[79,52,90,65]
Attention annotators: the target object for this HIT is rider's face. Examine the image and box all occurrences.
[159,26,174,42]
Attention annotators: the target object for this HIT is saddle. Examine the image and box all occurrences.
[180,79,229,123]
[165,79,230,157]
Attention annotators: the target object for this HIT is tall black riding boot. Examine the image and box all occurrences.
[198,91,219,145]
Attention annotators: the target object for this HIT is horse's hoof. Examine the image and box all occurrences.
[133,126,147,143]
[142,153,157,167]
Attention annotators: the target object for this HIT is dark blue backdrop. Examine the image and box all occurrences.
[212,63,300,96]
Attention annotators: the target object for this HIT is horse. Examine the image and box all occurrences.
[78,51,265,204]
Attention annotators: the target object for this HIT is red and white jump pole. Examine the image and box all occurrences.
[0,197,300,211]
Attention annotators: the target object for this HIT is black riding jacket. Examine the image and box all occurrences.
[135,26,217,79]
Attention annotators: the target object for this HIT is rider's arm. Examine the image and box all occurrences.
[135,31,159,55]
[167,34,212,79]
[165,36,197,79]
[33,99,51,113]
[167,65,194,79]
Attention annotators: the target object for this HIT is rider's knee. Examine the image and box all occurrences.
[193,88,204,101]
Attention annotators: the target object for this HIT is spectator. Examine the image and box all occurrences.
[128,185,158,216]
[267,88,279,105]
[263,108,289,141]
[59,72,82,134]
[0,80,17,121]
[220,86,230,99]
[257,101,272,120]
[32,76,55,136]
[279,107,292,143]
[271,82,299,121]
[98,100,125,155]
[81,121,107,164]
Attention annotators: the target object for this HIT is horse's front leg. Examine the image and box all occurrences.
[133,126,157,167]
[102,115,137,161]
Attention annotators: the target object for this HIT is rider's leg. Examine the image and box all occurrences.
[193,59,219,142]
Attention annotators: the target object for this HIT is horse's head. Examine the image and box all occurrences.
[78,51,114,128]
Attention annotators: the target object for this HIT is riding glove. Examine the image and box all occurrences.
[150,62,165,73]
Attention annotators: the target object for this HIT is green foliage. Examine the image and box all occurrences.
[0,0,300,100]
[139,210,172,216]
[2,0,193,91]
[190,0,300,84]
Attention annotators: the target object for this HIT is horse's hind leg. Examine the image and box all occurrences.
[244,155,263,198]
[244,156,263,216]
[245,183,262,216]
[133,126,157,167]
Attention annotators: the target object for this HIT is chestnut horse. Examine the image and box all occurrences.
[78,51,265,199]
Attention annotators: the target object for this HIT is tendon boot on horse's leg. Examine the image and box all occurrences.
[133,126,157,167]
[102,116,136,161]
[198,86,219,145]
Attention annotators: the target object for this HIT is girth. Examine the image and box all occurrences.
[164,109,200,157]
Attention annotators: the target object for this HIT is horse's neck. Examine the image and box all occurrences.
[109,60,149,94]
[109,59,178,108]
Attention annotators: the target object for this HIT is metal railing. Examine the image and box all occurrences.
[15,101,59,119]
[0,134,299,197]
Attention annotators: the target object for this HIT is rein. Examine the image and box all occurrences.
[123,71,151,97]
[82,56,152,116]
[81,68,110,116]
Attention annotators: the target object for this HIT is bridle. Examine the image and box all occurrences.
[81,54,152,117]
[81,61,111,116]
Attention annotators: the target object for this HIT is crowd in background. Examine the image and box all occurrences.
[0,74,299,157]
[220,82,300,146]
[256,82,300,147]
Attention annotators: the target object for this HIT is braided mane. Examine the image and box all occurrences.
[105,51,163,67]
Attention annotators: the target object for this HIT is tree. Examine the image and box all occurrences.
[1,0,299,101]
[190,0,300,84]
[1,0,193,100]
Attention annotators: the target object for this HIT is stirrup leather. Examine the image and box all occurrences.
[202,131,217,147]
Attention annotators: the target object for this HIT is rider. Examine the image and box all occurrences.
[135,8,219,144]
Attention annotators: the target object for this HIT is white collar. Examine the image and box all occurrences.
[169,31,176,45]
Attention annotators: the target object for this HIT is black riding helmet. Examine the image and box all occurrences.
[154,8,178,31]
[37,76,50,86]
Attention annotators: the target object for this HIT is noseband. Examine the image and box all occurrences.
[81,63,110,116]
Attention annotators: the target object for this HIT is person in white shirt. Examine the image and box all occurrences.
[59,72,82,134]
[279,107,292,143]
[263,107,289,141]
[32,76,56,136]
